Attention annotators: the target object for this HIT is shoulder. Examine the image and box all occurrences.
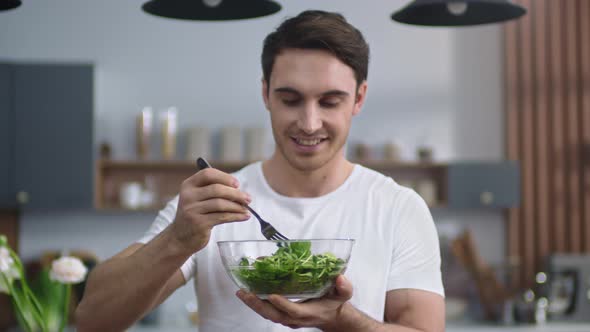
[352,165,418,203]
[352,164,431,220]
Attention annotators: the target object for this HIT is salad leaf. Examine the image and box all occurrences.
[232,241,345,295]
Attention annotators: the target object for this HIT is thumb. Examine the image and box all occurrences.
[331,274,353,301]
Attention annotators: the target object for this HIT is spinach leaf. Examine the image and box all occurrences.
[232,241,345,296]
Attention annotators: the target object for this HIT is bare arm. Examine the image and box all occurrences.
[76,168,251,332]
[324,288,445,332]
[75,231,190,332]
[384,289,445,331]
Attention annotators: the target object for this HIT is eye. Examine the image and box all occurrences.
[319,98,341,108]
[282,98,301,107]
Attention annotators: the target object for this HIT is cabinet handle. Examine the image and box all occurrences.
[480,191,494,206]
[16,191,29,204]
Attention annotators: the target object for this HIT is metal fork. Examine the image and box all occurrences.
[196,157,290,241]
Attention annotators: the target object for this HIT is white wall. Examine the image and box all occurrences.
[0,0,459,160]
[1,0,506,326]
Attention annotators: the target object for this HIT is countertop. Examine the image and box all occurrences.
[8,322,590,331]
[127,322,590,332]
[447,322,590,332]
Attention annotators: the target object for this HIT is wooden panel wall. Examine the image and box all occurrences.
[505,0,590,287]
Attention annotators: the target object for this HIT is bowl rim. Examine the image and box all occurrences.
[217,238,355,245]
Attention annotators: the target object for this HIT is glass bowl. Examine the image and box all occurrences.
[217,239,354,300]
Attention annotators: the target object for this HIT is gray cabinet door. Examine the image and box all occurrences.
[0,64,16,208]
[447,161,520,209]
[11,64,94,210]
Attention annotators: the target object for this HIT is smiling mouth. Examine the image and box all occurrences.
[292,137,327,146]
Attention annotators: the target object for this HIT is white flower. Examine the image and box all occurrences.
[50,256,88,284]
[0,247,20,295]
[0,247,14,273]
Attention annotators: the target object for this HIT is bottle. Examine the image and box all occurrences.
[136,107,153,159]
[160,107,178,160]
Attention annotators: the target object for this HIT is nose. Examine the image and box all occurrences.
[297,103,322,134]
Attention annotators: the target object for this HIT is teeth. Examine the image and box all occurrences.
[296,138,322,146]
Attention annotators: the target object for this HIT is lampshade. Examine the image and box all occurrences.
[392,0,526,26]
[0,0,21,11]
[142,0,281,21]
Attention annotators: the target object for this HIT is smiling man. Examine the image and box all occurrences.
[76,10,445,332]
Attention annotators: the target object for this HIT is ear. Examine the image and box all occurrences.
[261,78,270,111]
[352,81,368,116]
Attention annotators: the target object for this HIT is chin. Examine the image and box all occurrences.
[290,157,327,172]
[282,150,339,172]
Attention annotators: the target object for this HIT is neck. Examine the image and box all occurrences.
[262,151,354,198]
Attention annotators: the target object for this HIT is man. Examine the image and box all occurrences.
[76,10,445,332]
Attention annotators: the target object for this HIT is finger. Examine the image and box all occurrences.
[237,290,289,324]
[328,275,353,301]
[179,183,250,208]
[204,212,251,226]
[196,183,251,206]
[193,198,249,215]
[267,295,307,320]
[186,167,240,188]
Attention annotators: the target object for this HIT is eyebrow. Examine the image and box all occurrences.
[274,87,350,97]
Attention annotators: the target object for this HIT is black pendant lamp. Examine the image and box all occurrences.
[392,0,526,26]
[142,0,281,21]
[0,0,21,11]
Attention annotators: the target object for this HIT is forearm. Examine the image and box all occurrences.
[323,303,431,332]
[76,228,191,332]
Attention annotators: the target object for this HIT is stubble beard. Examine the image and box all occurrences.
[272,127,347,173]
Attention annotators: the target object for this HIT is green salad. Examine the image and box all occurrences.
[232,241,345,295]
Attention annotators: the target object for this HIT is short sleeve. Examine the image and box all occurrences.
[136,196,198,283]
[387,189,445,297]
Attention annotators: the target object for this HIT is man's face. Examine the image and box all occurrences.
[263,48,367,172]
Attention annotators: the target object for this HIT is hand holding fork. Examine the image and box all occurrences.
[196,157,289,241]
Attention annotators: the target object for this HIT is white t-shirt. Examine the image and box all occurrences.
[138,162,444,332]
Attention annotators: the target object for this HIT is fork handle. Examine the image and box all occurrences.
[197,157,211,170]
[244,205,264,223]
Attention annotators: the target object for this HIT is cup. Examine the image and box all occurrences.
[383,142,401,161]
[220,127,242,161]
[415,179,438,206]
[120,182,143,209]
[245,127,267,161]
[186,127,211,160]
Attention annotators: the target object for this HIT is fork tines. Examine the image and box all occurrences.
[271,231,289,241]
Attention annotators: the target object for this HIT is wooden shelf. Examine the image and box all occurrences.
[95,159,448,211]
[99,159,249,170]
[98,159,446,170]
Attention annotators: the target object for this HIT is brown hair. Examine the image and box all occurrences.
[261,10,369,88]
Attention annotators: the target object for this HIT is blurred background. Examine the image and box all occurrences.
[0,0,588,331]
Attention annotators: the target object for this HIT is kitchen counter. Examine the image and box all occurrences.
[8,322,590,331]
[448,322,590,332]
[126,322,590,332]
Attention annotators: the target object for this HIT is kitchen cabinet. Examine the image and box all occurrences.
[0,65,12,207]
[94,159,519,211]
[447,161,520,209]
[0,62,94,210]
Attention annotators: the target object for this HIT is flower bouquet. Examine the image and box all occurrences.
[0,235,88,332]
